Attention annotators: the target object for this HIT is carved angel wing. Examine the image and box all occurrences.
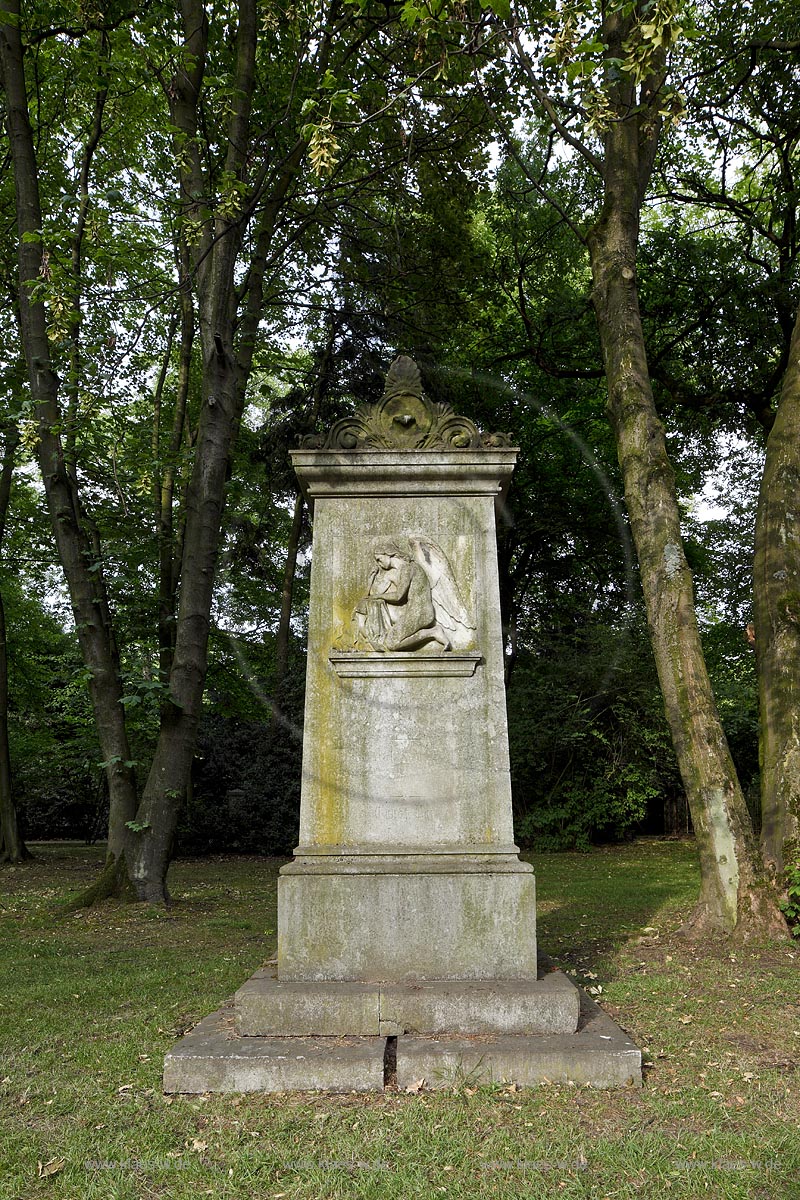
[409,537,475,632]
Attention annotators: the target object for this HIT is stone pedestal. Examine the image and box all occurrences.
[274,442,539,1017]
[164,359,641,1092]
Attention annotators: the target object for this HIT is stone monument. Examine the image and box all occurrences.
[164,357,642,1092]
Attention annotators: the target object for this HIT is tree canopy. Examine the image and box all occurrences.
[1,0,798,933]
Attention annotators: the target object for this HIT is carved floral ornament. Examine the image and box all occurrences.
[301,355,514,451]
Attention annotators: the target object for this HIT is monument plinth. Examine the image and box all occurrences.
[164,358,641,1093]
[280,440,537,984]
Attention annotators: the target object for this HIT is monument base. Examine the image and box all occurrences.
[235,967,579,1037]
[163,976,641,1093]
[278,862,537,981]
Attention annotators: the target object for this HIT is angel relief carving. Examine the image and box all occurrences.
[341,537,475,654]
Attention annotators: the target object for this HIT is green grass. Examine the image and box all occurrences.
[1,840,798,1200]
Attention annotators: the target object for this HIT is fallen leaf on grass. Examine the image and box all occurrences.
[37,1159,65,1179]
[189,1139,207,1153]
[405,1078,425,1094]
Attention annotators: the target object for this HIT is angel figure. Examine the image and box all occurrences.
[352,537,475,652]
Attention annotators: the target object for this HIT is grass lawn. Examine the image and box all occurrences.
[1,839,798,1199]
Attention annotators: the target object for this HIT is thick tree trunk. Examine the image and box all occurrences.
[588,51,784,937]
[123,0,259,903]
[153,243,195,688]
[753,304,800,879]
[0,4,138,885]
[124,0,328,903]
[128,348,243,901]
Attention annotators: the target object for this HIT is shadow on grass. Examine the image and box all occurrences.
[524,839,701,978]
[10,839,702,988]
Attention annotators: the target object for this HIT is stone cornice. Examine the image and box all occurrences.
[290,449,518,500]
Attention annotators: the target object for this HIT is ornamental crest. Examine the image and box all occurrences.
[302,356,513,451]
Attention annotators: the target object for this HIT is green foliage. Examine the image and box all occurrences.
[779,863,800,936]
[175,634,306,856]
[125,819,151,833]
[509,626,680,851]
[2,0,797,877]
[180,710,302,856]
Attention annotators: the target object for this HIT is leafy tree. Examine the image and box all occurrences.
[1,0,499,902]
[447,0,785,935]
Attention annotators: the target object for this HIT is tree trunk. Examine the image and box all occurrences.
[128,345,243,901]
[121,0,258,902]
[753,303,800,879]
[154,244,195,687]
[588,26,784,937]
[123,0,332,903]
[0,4,138,886]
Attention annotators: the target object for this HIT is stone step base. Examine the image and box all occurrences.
[396,994,641,1091]
[234,968,579,1037]
[163,1010,385,1094]
[163,991,640,1094]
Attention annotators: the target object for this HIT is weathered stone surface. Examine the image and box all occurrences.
[162,365,642,1095]
[287,478,518,859]
[395,991,642,1090]
[379,971,579,1036]
[328,651,482,677]
[164,1008,385,1094]
[233,966,577,1038]
[278,868,536,982]
[235,970,380,1036]
[279,409,536,991]
[165,989,640,1093]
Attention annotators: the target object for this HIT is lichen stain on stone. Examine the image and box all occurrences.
[662,542,683,579]
[311,676,344,846]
